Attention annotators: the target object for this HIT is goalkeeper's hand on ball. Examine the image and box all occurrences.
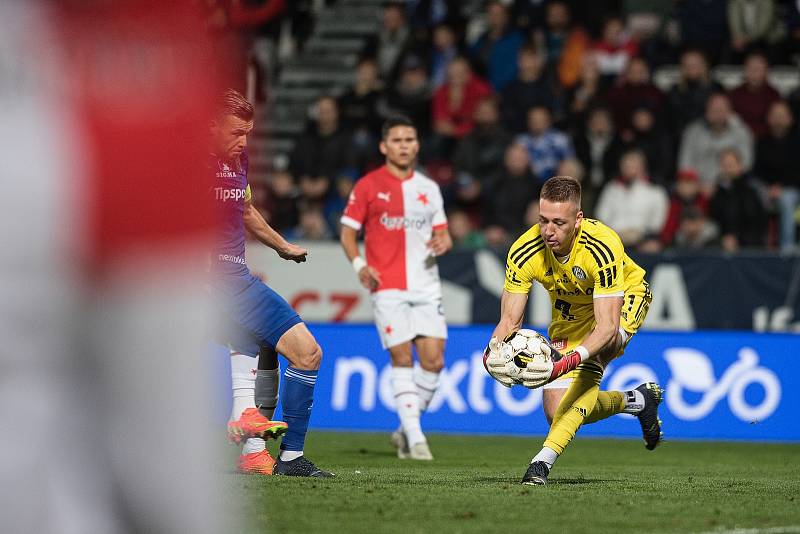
[483,337,518,388]
[519,360,553,389]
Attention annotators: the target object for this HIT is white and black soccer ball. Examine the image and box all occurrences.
[506,329,552,369]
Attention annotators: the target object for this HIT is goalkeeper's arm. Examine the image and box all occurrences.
[484,291,529,387]
[491,290,528,342]
[521,295,624,387]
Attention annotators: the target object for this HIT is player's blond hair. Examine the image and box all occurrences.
[216,88,254,121]
[541,175,581,208]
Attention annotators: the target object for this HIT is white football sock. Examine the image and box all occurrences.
[622,389,646,414]
[414,366,440,412]
[230,351,257,421]
[230,352,265,455]
[280,450,303,462]
[242,438,265,455]
[531,447,559,469]
[391,366,425,446]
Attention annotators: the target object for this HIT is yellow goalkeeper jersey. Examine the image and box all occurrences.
[503,218,648,352]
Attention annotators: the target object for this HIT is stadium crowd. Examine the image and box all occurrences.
[214,0,800,253]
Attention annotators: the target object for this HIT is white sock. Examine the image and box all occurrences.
[230,352,265,454]
[230,351,257,421]
[622,389,646,414]
[414,366,440,412]
[531,447,559,469]
[242,438,265,455]
[280,450,303,462]
[391,366,425,446]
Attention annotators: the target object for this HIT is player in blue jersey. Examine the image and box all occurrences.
[209,89,333,477]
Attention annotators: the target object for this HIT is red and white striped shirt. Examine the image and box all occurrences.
[341,166,448,292]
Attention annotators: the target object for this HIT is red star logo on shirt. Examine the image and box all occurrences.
[385,325,393,335]
[417,192,429,206]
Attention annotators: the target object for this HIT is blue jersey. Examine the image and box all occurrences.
[210,151,251,277]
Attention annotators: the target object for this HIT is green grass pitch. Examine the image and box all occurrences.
[231,432,800,533]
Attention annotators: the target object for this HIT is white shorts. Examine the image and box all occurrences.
[371,289,447,349]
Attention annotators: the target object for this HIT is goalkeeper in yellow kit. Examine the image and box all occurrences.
[484,175,663,485]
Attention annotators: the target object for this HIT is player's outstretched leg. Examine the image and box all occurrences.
[272,323,334,477]
[634,382,664,450]
[227,351,287,475]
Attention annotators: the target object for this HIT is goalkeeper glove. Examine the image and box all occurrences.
[482,336,517,388]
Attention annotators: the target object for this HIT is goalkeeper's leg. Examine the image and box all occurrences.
[523,361,605,485]
[543,387,646,425]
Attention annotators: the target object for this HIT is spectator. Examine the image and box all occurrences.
[595,149,669,251]
[484,143,540,242]
[531,1,591,90]
[624,105,673,184]
[573,107,625,199]
[430,56,493,157]
[469,1,526,91]
[338,58,383,137]
[666,49,724,137]
[672,206,720,250]
[264,169,300,233]
[605,56,666,137]
[622,0,674,65]
[555,157,596,215]
[364,2,413,84]
[384,55,432,137]
[290,208,333,241]
[755,100,800,252]
[709,148,768,250]
[592,16,639,82]
[453,96,512,183]
[728,0,783,61]
[290,96,355,188]
[500,45,560,133]
[678,93,754,189]
[429,23,461,89]
[338,59,384,171]
[448,209,487,250]
[565,53,607,131]
[516,105,575,184]
[677,0,729,64]
[660,168,711,247]
[728,52,781,139]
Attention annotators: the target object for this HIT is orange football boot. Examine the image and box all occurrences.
[227,407,288,444]
[238,450,276,475]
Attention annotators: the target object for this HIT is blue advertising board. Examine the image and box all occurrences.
[265,325,799,442]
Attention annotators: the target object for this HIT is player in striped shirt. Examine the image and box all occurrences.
[484,175,663,485]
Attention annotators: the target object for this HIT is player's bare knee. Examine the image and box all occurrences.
[421,353,444,372]
[296,343,322,370]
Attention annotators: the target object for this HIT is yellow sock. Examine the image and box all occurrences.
[543,361,603,454]
[585,391,625,424]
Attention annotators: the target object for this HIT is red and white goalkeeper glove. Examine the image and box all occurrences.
[518,345,589,389]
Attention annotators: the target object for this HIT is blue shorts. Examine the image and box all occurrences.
[210,272,302,356]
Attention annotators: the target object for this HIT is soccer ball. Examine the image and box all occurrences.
[506,329,552,369]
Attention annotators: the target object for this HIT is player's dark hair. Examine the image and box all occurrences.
[541,175,581,208]
[217,88,254,122]
[381,114,416,139]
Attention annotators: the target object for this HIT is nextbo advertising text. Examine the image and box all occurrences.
[271,325,798,441]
